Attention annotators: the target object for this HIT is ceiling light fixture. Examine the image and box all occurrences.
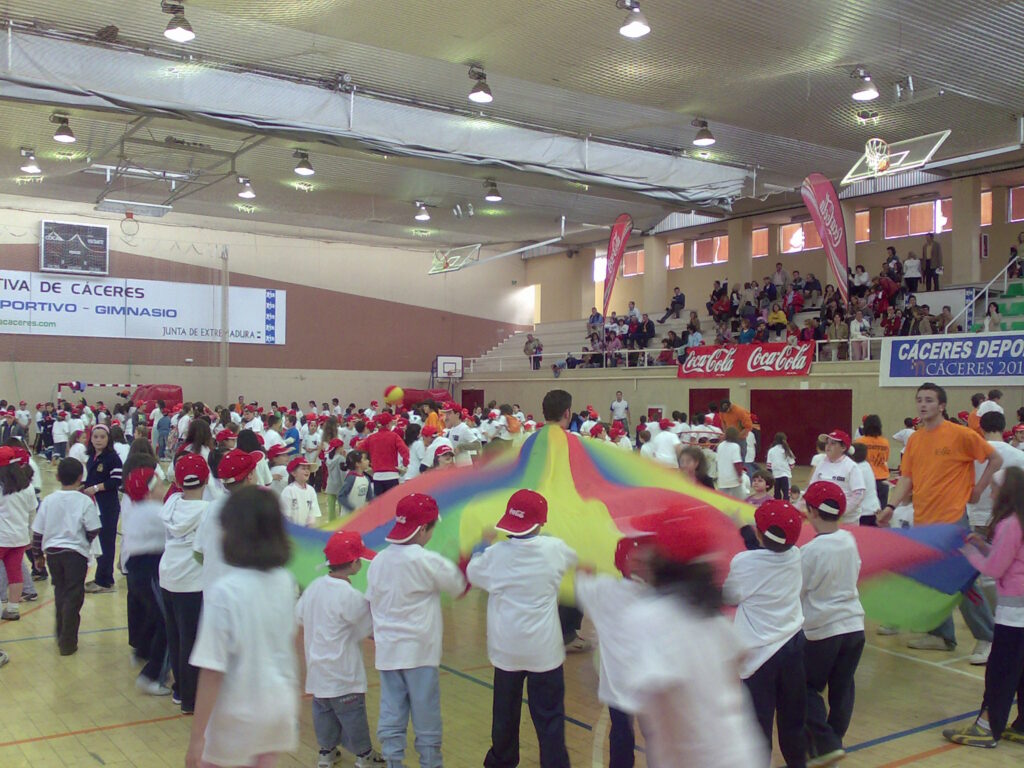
[50,115,76,144]
[414,201,431,221]
[691,118,716,147]
[856,109,879,126]
[19,148,41,175]
[616,0,651,38]
[468,65,493,104]
[237,176,255,199]
[851,66,878,102]
[162,2,195,43]
[483,180,503,202]
[293,150,315,176]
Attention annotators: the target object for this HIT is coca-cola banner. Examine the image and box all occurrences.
[800,173,849,306]
[677,342,814,379]
[602,213,634,321]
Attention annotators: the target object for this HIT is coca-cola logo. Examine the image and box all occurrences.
[679,343,814,378]
[816,196,844,250]
[681,346,737,374]
[747,343,810,372]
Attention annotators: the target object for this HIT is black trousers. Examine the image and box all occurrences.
[773,477,790,499]
[483,666,570,768]
[875,479,889,507]
[904,277,919,293]
[744,632,807,768]
[804,630,865,757]
[982,623,1024,739]
[558,605,582,644]
[47,549,88,655]
[609,707,635,768]
[94,498,120,588]
[125,554,168,683]
[924,265,939,291]
[162,589,203,711]
[371,478,400,497]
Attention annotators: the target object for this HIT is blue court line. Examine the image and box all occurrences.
[844,710,978,752]
[2,625,127,644]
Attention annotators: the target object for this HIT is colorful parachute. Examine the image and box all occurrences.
[286,426,973,629]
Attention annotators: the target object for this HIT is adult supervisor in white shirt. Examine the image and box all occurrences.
[609,391,630,433]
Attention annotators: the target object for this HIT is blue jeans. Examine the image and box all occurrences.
[930,515,995,647]
[378,667,442,768]
[313,693,373,757]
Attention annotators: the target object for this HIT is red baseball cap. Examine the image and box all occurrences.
[217,449,263,485]
[324,530,376,566]
[18,400,26,406]
[287,456,312,474]
[370,400,379,407]
[11,447,30,466]
[1014,424,1024,434]
[496,489,548,535]
[614,534,654,578]
[957,410,970,421]
[124,467,159,501]
[215,428,236,443]
[802,481,846,518]
[421,425,439,438]
[266,443,289,460]
[658,418,673,431]
[441,402,457,413]
[826,429,851,449]
[589,423,605,438]
[175,453,210,488]
[755,500,804,547]
[648,507,723,565]
[328,438,346,453]
[0,447,17,467]
[377,412,394,426]
[386,493,440,544]
[433,444,454,459]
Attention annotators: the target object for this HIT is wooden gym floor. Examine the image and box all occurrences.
[0,465,1017,768]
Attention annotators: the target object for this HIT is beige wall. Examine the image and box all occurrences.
[523,250,592,322]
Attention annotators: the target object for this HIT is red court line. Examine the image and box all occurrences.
[0,597,55,628]
[0,713,185,748]
[875,743,959,767]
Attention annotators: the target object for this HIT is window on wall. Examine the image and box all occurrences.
[692,235,729,266]
[780,222,822,254]
[855,210,870,243]
[1011,186,1024,222]
[884,199,952,239]
[752,228,768,258]
[593,256,607,282]
[981,190,992,227]
[667,242,686,270]
[622,249,644,277]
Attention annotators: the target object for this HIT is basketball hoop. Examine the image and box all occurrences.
[865,138,890,174]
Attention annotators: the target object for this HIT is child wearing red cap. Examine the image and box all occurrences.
[281,457,322,527]
[800,481,864,766]
[0,447,39,620]
[365,493,466,768]
[266,444,291,495]
[295,531,384,768]
[574,535,653,768]
[160,453,211,714]
[808,430,866,524]
[466,489,577,768]
[649,419,683,468]
[358,414,410,497]
[31,459,101,655]
[724,499,807,768]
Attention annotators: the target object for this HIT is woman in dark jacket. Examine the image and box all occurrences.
[83,423,123,592]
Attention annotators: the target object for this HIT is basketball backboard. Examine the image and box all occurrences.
[435,355,464,379]
[429,244,481,275]
[841,129,950,186]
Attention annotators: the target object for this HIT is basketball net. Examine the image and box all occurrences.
[865,138,890,174]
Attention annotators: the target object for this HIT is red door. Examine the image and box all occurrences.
[461,389,485,414]
[688,387,730,421]
[750,389,852,465]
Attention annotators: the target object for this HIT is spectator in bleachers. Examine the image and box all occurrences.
[738,300,758,325]
[825,313,849,360]
[903,251,922,293]
[741,281,758,307]
[706,281,727,316]
[715,321,734,345]
[625,301,641,322]
[849,310,871,360]
[791,271,805,294]
[604,312,619,334]
[771,262,790,292]
[803,273,823,305]
[738,318,756,344]
[634,314,656,349]
[1008,246,1021,279]
[782,284,804,320]
[685,322,704,349]
[937,305,960,334]
[654,339,675,366]
[907,306,933,336]
[711,293,732,323]
[587,307,603,336]
[523,334,543,370]
[851,265,871,298]
[881,307,903,337]
[759,276,777,308]
[658,288,686,323]
[922,233,942,291]
[884,246,903,284]
[767,303,788,338]
[665,330,684,349]
[983,302,1002,333]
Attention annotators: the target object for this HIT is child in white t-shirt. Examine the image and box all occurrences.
[266,444,290,495]
[186,486,300,768]
[280,457,321,527]
[766,432,796,500]
[467,490,577,768]
[723,500,807,768]
[365,494,466,768]
[296,531,384,768]
[338,451,373,515]
[799,482,865,766]
[67,430,89,472]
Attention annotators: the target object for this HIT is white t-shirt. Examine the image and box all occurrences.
[447,421,477,467]
[159,495,207,593]
[854,461,881,517]
[809,455,866,524]
[622,595,766,768]
[0,486,37,547]
[615,436,634,451]
[52,420,70,444]
[190,567,299,767]
[194,495,230,594]
[903,257,922,278]
[466,536,578,673]
[262,430,285,452]
[967,440,1024,527]
[295,575,372,698]
[14,409,30,428]
[766,445,795,479]
[639,442,656,460]
[280,483,321,527]
[649,430,681,468]
[810,453,825,469]
[365,544,466,670]
[422,437,454,468]
[68,417,85,435]
[177,413,191,439]
[120,498,165,561]
[716,441,743,489]
[723,548,804,679]
[575,574,648,711]
[404,440,426,481]
[31,490,101,557]
[609,400,629,421]
[800,530,864,641]
[68,442,89,472]
[892,428,915,454]
[976,400,1004,418]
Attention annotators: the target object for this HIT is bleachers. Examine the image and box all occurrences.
[968,279,1024,331]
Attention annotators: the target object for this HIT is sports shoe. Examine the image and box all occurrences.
[943,722,997,748]
[0,649,9,667]
[968,640,992,666]
[20,592,38,602]
[1,607,20,621]
[565,634,593,653]
[876,625,900,635]
[1002,724,1024,744]
[355,749,386,767]
[135,676,172,696]
[807,748,846,767]
[172,692,182,705]
[84,581,116,594]
[31,570,47,582]
[316,749,340,768]
[907,635,953,651]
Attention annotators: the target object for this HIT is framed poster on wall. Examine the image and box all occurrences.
[40,220,110,276]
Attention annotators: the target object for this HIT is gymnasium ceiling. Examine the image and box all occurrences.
[1,0,1023,251]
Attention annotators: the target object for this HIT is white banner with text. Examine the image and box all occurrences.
[0,271,285,344]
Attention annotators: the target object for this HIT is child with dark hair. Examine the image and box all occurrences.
[0,447,36,620]
[766,432,796,500]
[745,469,774,506]
[338,450,373,514]
[800,482,865,766]
[31,458,100,655]
[186,485,299,768]
[82,424,123,593]
[724,500,807,768]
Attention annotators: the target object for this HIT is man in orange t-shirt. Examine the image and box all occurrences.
[718,400,753,440]
[879,382,1001,660]
[965,392,986,436]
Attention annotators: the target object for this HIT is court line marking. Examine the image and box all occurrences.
[2,625,127,644]
[0,713,185,748]
[846,709,976,752]
[590,707,609,768]
[0,597,55,626]
[864,644,985,681]
[873,743,960,767]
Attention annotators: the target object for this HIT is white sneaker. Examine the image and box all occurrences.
[135,676,172,696]
[906,635,953,651]
[354,749,385,767]
[565,634,593,653]
[875,625,900,636]
[968,640,992,666]
[316,749,340,768]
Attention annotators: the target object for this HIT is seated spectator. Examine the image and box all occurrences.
[636,313,656,348]
[604,311,619,333]
[654,339,675,365]
[711,294,732,322]
[625,300,641,322]
[849,309,871,360]
[782,284,804,320]
[758,276,777,308]
[907,306,932,336]
[685,322,704,348]
[785,322,800,346]
[803,273,823,305]
[825,313,849,360]
[753,319,770,344]
[666,329,685,349]
[767,302,788,337]
[983,301,1003,332]
[881,307,903,337]
[800,318,816,343]
[658,287,686,323]
[739,300,757,324]
[715,321,734,345]
[738,317,756,344]
[741,281,758,307]
[851,265,871,297]
[604,331,623,365]
[937,305,960,334]
[884,247,903,283]
[705,280,727,316]
[587,307,603,335]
